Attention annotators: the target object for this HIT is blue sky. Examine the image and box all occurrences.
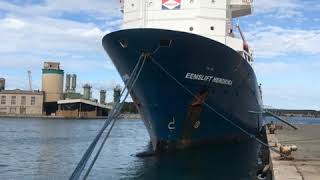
[0,0,319,109]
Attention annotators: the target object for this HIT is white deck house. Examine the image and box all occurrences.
[120,0,253,57]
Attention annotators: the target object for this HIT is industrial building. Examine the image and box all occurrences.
[42,62,64,102]
[0,61,112,118]
[41,61,111,118]
[113,85,121,104]
[0,89,44,116]
[55,80,111,118]
[57,99,109,118]
[42,62,64,115]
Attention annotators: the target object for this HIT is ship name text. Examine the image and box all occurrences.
[185,73,233,86]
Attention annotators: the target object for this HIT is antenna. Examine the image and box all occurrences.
[28,70,33,91]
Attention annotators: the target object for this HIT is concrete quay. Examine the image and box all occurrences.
[267,125,320,180]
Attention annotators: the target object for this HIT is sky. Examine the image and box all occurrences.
[0,0,319,110]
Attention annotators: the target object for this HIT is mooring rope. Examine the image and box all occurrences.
[82,55,147,180]
[69,53,146,180]
[149,56,285,156]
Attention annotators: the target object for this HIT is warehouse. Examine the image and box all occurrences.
[56,99,111,118]
[0,90,44,115]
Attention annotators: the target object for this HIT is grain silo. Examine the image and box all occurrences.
[42,62,64,102]
[65,74,71,91]
[100,90,106,104]
[113,85,122,103]
[0,78,5,91]
[83,84,92,100]
[71,74,77,91]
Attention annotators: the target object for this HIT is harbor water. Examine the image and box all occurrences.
[0,117,319,180]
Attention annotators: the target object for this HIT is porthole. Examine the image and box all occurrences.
[189,26,194,31]
[210,26,214,31]
[131,3,134,7]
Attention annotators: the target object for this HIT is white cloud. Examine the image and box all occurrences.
[253,61,320,75]
[253,61,320,110]
[263,86,320,110]
[1,17,26,29]
[253,0,302,19]
[246,25,320,58]
[0,0,120,20]
[0,0,124,100]
[254,0,299,11]
[0,16,110,54]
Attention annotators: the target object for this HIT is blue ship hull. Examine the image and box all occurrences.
[102,29,263,151]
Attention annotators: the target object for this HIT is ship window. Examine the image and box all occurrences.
[210,26,214,31]
[189,27,194,31]
[159,39,172,47]
[131,3,134,7]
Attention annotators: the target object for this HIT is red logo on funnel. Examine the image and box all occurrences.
[162,0,181,10]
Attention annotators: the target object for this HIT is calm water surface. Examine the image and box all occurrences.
[1,117,319,179]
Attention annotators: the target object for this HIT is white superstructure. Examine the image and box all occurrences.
[120,0,253,55]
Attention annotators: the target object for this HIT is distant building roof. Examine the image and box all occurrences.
[0,89,44,95]
[57,99,112,109]
[43,62,61,70]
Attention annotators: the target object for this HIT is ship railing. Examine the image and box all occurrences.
[240,50,254,63]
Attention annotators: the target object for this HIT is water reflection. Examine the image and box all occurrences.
[0,118,261,180]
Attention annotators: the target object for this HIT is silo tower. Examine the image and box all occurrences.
[0,78,5,91]
[42,62,64,102]
[113,85,122,103]
[71,74,77,91]
[65,74,71,92]
[100,90,106,104]
[83,84,92,100]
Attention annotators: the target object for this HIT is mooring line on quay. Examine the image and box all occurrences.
[70,53,147,180]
